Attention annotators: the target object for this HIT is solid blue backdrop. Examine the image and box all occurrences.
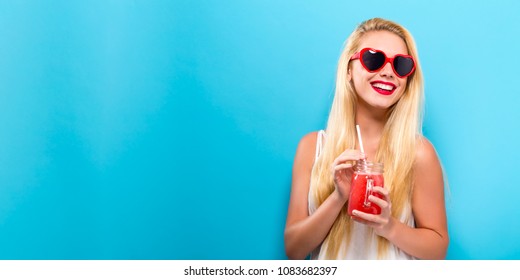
[0,0,519,259]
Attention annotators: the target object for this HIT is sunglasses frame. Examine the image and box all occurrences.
[350,48,416,78]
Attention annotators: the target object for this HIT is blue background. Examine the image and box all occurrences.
[1,0,519,260]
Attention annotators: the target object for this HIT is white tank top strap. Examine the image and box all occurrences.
[314,130,326,162]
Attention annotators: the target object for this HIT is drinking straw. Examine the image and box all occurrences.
[356,124,365,155]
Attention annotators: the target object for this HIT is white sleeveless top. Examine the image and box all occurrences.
[308,130,416,260]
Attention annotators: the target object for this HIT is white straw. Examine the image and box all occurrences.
[356,124,365,155]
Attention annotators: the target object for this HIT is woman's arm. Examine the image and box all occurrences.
[284,132,364,259]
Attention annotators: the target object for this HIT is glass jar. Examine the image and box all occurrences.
[347,160,385,218]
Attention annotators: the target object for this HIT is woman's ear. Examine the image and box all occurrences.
[347,68,352,81]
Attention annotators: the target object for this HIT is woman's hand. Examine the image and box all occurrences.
[351,186,395,238]
[332,150,365,201]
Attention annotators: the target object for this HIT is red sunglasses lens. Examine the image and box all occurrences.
[361,50,386,71]
[393,56,414,77]
[361,49,414,77]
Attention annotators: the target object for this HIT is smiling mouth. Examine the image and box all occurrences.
[371,82,396,95]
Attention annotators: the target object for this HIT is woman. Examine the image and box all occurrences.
[284,18,448,260]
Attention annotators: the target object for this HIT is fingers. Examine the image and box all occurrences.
[333,150,365,166]
[371,186,389,197]
[332,150,364,173]
[368,195,390,209]
[334,163,353,171]
[351,210,378,225]
[351,186,394,237]
[368,187,391,209]
[351,187,391,223]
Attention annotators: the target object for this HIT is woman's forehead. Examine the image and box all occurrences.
[358,31,408,56]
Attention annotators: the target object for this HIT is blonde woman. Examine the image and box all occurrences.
[284,18,448,260]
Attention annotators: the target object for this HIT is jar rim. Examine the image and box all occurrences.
[354,160,384,172]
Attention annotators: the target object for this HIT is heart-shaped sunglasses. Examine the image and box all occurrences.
[350,48,416,78]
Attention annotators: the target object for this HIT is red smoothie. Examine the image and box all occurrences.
[347,172,384,217]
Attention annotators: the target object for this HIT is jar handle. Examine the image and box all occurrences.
[363,178,373,207]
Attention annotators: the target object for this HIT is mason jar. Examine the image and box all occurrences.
[347,160,385,218]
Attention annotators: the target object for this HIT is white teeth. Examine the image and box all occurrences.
[372,83,394,91]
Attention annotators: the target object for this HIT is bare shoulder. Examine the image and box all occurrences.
[297,131,319,152]
[412,137,449,258]
[415,136,441,168]
[293,131,320,170]
[287,131,321,222]
[414,136,443,190]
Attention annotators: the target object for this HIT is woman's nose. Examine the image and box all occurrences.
[378,61,394,78]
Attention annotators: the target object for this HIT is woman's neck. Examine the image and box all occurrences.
[354,103,388,161]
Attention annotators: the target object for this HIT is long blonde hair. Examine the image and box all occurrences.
[311,18,424,259]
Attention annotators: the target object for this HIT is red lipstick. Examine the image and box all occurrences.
[370,81,396,96]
